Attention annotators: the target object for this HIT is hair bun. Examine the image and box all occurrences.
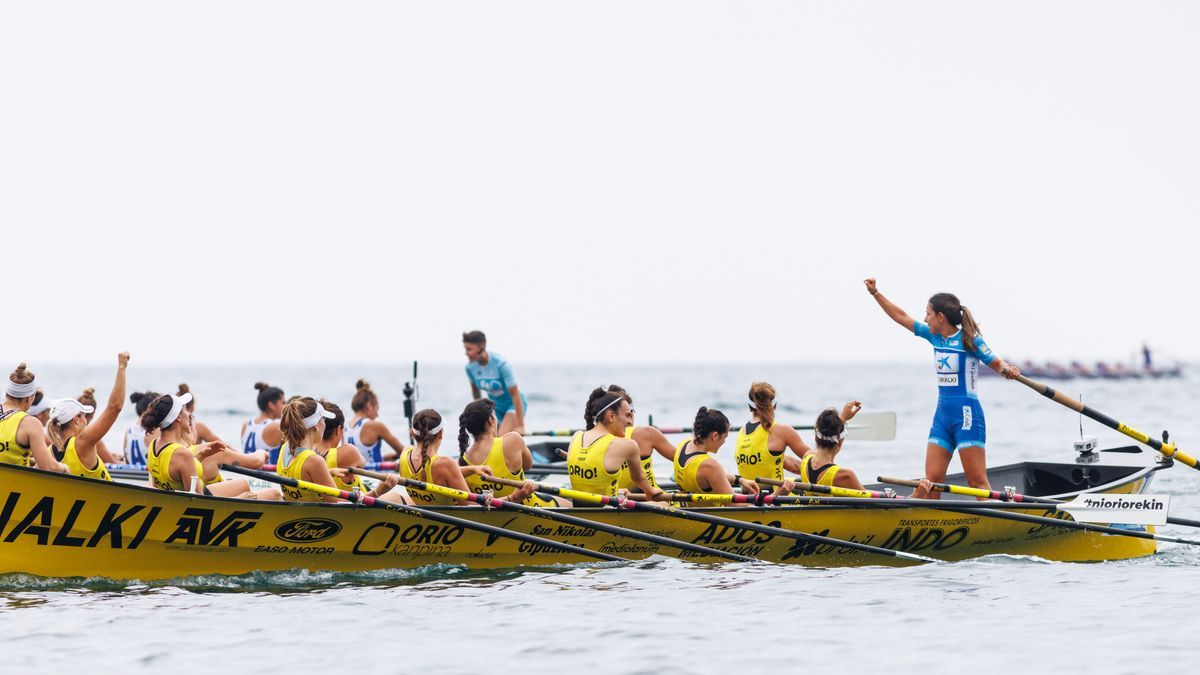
[177,383,190,395]
[254,382,269,391]
[356,379,370,390]
[82,387,95,396]
[698,406,708,414]
[130,392,145,404]
[15,363,27,374]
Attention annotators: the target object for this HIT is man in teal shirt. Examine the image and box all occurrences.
[463,330,527,435]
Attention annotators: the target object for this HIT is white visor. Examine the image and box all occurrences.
[159,392,193,429]
[302,402,336,429]
[50,399,95,425]
[28,397,51,416]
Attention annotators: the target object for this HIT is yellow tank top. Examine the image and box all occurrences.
[799,454,840,492]
[56,437,112,481]
[0,408,31,467]
[672,439,714,493]
[277,448,322,501]
[615,426,658,490]
[322,446,365,492]
[460,437,556,508]
[734,421,783,481]
[399,447,457,505]
[147,440,204,492]
[566,431,622,497]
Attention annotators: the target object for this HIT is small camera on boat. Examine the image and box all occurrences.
[1074,435,1099,463]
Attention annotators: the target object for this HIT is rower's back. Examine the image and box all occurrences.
[566,430,622,497]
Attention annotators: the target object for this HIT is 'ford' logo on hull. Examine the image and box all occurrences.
[275,518,343,543]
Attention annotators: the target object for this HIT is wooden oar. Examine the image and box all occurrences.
[1016,374,1199,469]
[218,465,623,562]
[483,476,937,564]
[757,476,896,499]
[527,412,897,442]
[349,468,754,562]
[879,476,1200,529]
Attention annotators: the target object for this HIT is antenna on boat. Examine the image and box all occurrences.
[403,360,418,434]
[1074,393,1098,463]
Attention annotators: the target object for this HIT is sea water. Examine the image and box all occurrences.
[3,363,1198,673]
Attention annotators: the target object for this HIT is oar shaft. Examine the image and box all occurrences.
[489,476,934,563]
[1017,375,1199,469]
[876,476,1048,503]
[348,469,753,562]
[218,465,623,562]
[757,476,891,500]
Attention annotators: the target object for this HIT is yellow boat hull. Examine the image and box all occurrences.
[0,465,1155,580]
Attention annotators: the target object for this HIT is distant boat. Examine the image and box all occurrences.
[982,358,1184,381]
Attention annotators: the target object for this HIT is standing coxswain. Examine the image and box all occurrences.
[0,363,68,472]
[865,278,1019,497]
[241,382,285,464]
[463,330,527,435]
[344,379,405,463]
[46,352,131,480]
[566,388,668,502]
[673,407,793,503]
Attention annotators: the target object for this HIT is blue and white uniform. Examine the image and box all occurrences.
[241,417,283,464]
[914,321,997,452]
[344,417,384,465]
[465,352,527,420]
[123,421,147,466]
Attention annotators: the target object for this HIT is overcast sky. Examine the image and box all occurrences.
[3,2,1196,367]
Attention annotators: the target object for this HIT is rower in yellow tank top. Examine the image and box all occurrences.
[734,421,784,481]
[461,437,558,507]
[566,431,623,497]
[277,447,323,501]
[799,454,840,492]
[671,407,794,504]
[55,436,112,481]
[0,408,31,466]
[325,449,365,492]
[615,426,659,490]
[672,438,710,493]
[735,382,818,481]
[400,446,458,505]
[147,439,205,492]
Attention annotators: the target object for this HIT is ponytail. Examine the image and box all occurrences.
[457,399,496,460]
[748,381,776,429]
[960,305,982,355]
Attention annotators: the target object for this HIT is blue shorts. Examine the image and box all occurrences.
[493,393,528,420]
[928,398,986,453]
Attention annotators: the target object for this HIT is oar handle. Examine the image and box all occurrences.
[1017,374,1200,470]
[758,476,886,499]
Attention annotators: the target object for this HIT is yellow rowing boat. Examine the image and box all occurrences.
[0,460,1157,580]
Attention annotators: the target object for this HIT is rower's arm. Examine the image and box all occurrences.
[76,353,129,462]
[263,423,283,448]
[469,382,481,401]
[832,468,866,491]
[612,438,658,496]
[501,432,533,472]
[507,386,526,434]
[194,420,223,444]
[336,444,366,469]
[633,426,677,461]
[778,426,812,459]
[865,279,916,331]
[697,460,734,500]
[300,454,341,503]
[782,454,803,474]
[432,457,474,505]
[23,417,67,473]
[372,421,406,459]
[171,450,201,493]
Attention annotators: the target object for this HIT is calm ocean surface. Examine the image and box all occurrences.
[4,362,1199,673]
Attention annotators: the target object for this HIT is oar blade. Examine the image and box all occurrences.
[845,412,897,441]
